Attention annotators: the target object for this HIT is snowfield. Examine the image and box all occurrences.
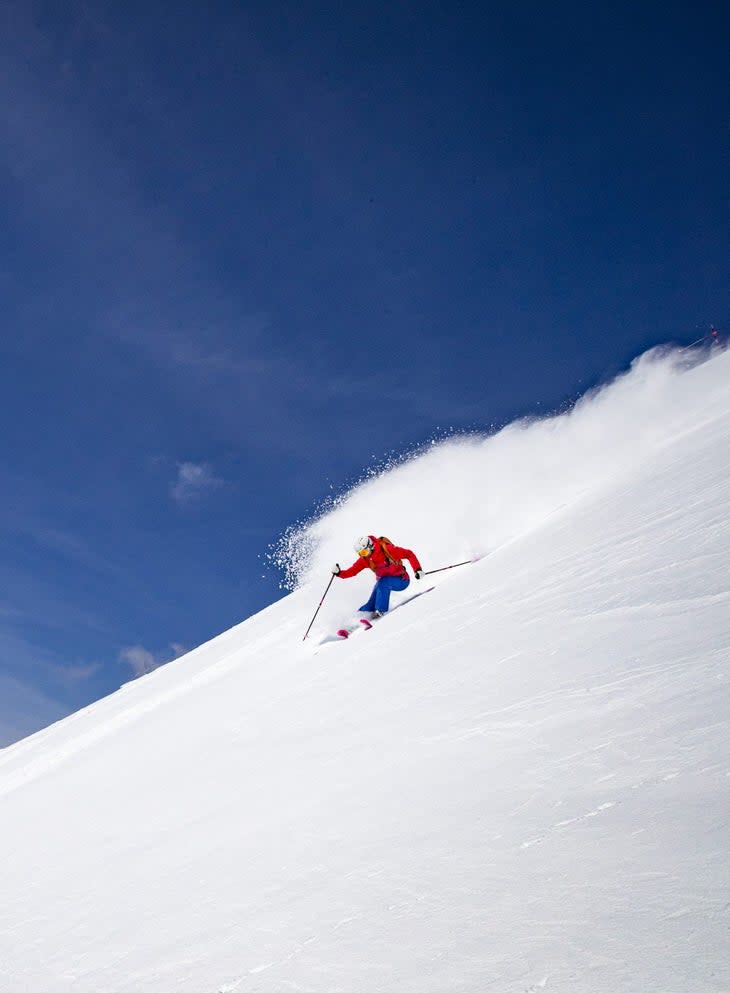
[1,347,728,993]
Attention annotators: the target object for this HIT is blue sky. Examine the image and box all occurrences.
[1,0,727,743]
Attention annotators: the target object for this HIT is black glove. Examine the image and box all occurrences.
[415,569,423,580]
[332,563,341,575]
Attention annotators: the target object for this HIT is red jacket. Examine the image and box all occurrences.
[338,538,422,580]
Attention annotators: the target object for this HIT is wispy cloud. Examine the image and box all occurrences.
[0,672,68,748]
[55,662,101,685]
[119,642,187,678]
[170,462,224,506]
[119,645,158,677]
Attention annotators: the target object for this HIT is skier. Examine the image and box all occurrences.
[332,535,423,618]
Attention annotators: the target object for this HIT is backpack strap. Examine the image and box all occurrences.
[367,536,406,576]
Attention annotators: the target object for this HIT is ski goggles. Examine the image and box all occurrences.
[357,544,373,557]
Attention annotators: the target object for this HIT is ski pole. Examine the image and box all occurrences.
[423,558,476,577]
[302,574,336,641]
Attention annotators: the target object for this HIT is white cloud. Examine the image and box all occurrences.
[119,645,158,677]
[170,462,224,505]
[119,642,188,678]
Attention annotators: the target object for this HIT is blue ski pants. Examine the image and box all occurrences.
[360,575,410,614]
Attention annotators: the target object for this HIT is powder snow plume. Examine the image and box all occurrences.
[272,344,725,610]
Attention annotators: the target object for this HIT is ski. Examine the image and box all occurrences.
[336,616,377,639]
[330,586,435,641]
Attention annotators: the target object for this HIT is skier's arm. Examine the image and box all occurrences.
[337,558,368,579]
[391,546,422,574]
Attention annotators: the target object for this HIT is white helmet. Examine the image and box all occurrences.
[354,535,374,556]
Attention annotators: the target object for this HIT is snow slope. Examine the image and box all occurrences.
[1,347,729,993]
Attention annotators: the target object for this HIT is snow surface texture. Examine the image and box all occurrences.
[1,346,729,993]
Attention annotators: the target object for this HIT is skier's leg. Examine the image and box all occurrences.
[359,583,378,613]
[374,575,409,613]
